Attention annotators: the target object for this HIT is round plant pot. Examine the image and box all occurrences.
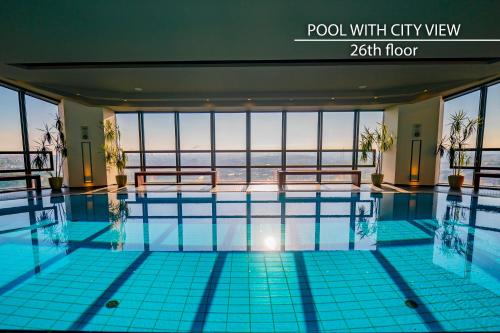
[48,177,63,191]
[448,175,464,191]
[116,175,128,187]
[371,173,384,187]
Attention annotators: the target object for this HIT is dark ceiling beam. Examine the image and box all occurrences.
[9,58,499,70]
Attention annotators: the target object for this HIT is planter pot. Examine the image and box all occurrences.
[448,175,464,191]
[116,175,128,187]
[48,177,63,191]
[371,173,384,187]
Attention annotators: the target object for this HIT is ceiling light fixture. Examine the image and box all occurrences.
[423,89,428,93]
[331,97,335,101]
[134,87,143,92]
[247,98,252,101]
[76,93,81,96]
[358,85,368,89]
[206,98,210,102]
[373,96,379,100]
[123,99,128,102]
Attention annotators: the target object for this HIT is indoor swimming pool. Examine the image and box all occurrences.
[0,190,498,332]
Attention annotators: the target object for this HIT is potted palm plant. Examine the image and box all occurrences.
[437,110,480,191]
[32,115,68,191]
[103,120,128,187]
[359,122,394,187]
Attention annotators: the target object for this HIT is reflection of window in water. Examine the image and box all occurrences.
[37,201,69,248]
[108,200,129,251]
[439,200,468,257]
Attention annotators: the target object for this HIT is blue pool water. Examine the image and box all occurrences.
[0,190,498,332]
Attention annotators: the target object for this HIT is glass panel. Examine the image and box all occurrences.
[323,112,354,149]
[439,91,480,185]
[143,113,175,150]
[322,151,353,166]
[286,112,318,150]
[25,95,59,186]
[215,113,245,150]
[358,111,384,182]
[286,152,317,166]
[481,83,500,187]
[179,113,210,150]
[0,86,23,151]
[145,153,176,167]
[217,168,246,182]
[0,86,24,189]
[250,168,278,182]
[115,113,140,151]
[251,113,281,149]
[25,95,58,150]
[126,153,141,167]
[123,168,140,184]
[251,152,281,166]
[216,152,245,166]
[181,153,210,167]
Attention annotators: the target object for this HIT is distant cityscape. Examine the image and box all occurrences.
[2,151,499,187]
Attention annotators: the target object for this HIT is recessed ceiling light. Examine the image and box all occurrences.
[76,93,81,96]
[206,98,210,102]
[358,85,368,89]
[331,97,335,101]
[423,89,428,93]
[134,87,143,92]
[123,99,128,102]
[247,98,252,101]
[373,96,379,100]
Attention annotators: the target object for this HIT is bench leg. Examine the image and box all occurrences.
[34,177,42,194]
[211,173,217,188]
[278,173,285,191]
[473,174,480,192]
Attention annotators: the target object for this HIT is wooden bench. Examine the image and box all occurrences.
[473,172,500,191]
[135,171,217,188]
[0,174,42,194]
[278,169,361,189]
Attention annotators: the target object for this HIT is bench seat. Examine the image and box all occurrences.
[473,172,500,191]
[135,171,217,188]
[278,169,361,189]
[0,174,42,193]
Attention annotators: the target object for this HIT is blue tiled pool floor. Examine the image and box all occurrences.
[0,191,498,332]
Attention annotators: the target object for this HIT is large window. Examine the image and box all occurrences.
[25,95,59,186]
[438,81,500,188]
[0,84,59,189]
[358,111,384,182]
[251,112,282,182]
[215,113,246,182]
[439,91,480,185]
[118,110,385,184]
[481,83,500,186]
[0,85,24,189]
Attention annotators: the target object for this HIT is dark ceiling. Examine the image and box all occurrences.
[0,0,499,109]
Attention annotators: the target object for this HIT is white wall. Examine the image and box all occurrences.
[383,96,444,186]
[62,99,108,187]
